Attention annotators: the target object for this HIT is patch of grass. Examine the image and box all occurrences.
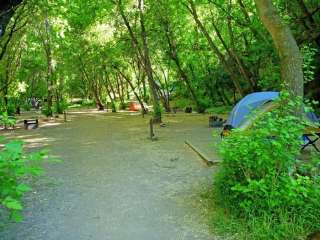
[203,189,316,240]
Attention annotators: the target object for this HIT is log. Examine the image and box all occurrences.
[185,140,220,166]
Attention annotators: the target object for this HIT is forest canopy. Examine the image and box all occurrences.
[0,0,319,118]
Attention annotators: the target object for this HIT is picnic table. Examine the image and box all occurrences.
[24,119,39,129]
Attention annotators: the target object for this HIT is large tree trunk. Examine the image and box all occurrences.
[255,0,304,98]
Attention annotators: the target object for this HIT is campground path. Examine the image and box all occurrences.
[1,111,220,240]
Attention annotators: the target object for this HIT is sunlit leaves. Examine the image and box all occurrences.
[0,139,47,222]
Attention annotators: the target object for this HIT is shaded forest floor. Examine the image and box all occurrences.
[1,111,222,240]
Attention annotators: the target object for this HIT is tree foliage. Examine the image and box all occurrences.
[0,0,318,116]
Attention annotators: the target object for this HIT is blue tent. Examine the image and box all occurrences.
[226,91,319,129]
[226,92,279,128]
[224,92,320,151]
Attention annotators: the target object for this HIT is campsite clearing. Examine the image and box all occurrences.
[1,111,220,240]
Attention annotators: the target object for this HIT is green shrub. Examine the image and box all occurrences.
[22,103,32,111]
[54,99,68,114]
[41,106,53,117]
[171,98,194,110]
[0,139,47,222]
[118,101,128,110]
[6,103,16,116]
[82,99,95,107]
[215,93,320,238]
[111,102,117,112]
[0,112,16,129]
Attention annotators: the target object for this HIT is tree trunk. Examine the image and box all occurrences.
[105,79,117,112]
[44,17,53,117]
[114,74,125,109]
[93,83,105,111]
[210,15,255,91]
[161,19,203,112]
[255,0,304,98]
[160,66,171,112]
[187,0,244,97]
[117,0,161,122]
[138,0,161,122]
[116,68,148,114]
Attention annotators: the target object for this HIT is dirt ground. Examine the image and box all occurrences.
[0,110,221,240]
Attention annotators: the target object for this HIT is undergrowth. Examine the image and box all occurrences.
[0,138,48,222]
[210,92,320,240]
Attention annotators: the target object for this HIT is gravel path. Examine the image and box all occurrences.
[1,111,219,240]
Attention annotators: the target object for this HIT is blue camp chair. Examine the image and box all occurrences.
[222,92,320,152]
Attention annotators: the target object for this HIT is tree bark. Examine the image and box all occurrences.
[255,0,304,98]
[138,0,161,122]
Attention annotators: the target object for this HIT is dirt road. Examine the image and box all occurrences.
[1,111,220,240]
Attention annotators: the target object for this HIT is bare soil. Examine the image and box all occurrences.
[1,110,221,240]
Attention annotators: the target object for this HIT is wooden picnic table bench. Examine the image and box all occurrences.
[24,119,39,129]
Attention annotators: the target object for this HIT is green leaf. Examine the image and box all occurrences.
[16,184,32,193]
[3,197,23,210]
[11,211,23,222]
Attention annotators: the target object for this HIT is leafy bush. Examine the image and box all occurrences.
[0,139,47,222]
[0,112,16,129]
[118,101,128,110]
[81,99,95,107]
[22,103,32,111]
[171,98,194,110]
[111,102,117,112]
[301,44,317,84]
[54,99,68,114]
[215,93,320,238]
[6,103,16,116]
[41,106,53,117]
